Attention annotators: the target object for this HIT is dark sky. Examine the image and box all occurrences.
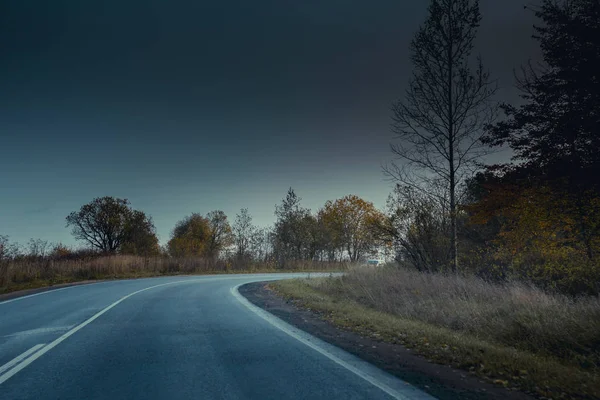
[0,0,540,247]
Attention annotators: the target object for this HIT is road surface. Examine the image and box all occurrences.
[0,274,434,400]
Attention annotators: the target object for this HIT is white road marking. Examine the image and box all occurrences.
[0,344,46,375]
[2,326,74,338]
[0,279,201,385]
[0,286,80,305]
[231,283,436,400]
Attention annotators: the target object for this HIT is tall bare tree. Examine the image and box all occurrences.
[233,208,255,261]
[386,0,497,271]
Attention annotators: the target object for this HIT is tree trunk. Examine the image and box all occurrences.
[448,0,458,273]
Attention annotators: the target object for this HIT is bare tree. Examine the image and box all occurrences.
[27,238,50,258]
[250,227,273,263]
[0,235,19,261]
[233,208,255,261]
[385,0,497,271]
[384,185,451,272]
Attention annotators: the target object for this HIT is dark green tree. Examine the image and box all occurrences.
[483,0,600,185]
[273,188,313,264]
[121,210,160,256]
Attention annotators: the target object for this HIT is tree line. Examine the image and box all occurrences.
[0,190,388,267]
[2,0,598,295]
[382,0,600,295]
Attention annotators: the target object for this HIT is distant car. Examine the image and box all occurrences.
[366,259,383,266]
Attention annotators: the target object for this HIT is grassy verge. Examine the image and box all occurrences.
[271,269,600,400]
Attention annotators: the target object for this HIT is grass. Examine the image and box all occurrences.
[0,255,346,295]
[270,267,600,400]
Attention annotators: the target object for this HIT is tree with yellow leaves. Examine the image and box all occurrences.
[319,195,385,262]
[167,213,211,257]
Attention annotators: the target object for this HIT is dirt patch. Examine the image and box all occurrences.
[239,281,535,400]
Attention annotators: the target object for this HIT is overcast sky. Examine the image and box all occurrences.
[0,0,541,247]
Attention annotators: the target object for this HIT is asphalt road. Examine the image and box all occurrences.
[0,274,434,400]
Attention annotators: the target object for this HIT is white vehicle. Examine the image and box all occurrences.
[366,259,384,266]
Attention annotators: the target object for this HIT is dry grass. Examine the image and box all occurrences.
[0,255,346,294]
[271,267,600,399]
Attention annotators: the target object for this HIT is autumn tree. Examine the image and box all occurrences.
[466,171,600,294]
[120,210,160,256]
[66,197,157,254]
[315,211,342,262]
[167,213,211,257]
[205,210,233,260]
[386,0,497,272]
[319,195,385,262]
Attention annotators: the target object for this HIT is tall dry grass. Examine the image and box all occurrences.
[0,255,346,293]
[308,266,600,370]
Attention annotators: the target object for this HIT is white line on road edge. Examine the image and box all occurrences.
[231,283,436,400]
[0,344,46,375]
[0,279,201,385]
[0,286,84,305]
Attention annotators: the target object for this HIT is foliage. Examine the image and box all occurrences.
[167,213,211,257]
[319,195,385,262]
[205,210,233,259]
[483,0,600,186]
[66,197,158,255]
[471,0,600,294]
[467,176,600,294]
[272,188,315,264]
[120,210,161,256]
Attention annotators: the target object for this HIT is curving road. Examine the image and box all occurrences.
[0,274,434,400]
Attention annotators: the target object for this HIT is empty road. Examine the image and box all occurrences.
[0,274,433,400]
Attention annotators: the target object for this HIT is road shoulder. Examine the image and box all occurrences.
[239,281,534,400]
